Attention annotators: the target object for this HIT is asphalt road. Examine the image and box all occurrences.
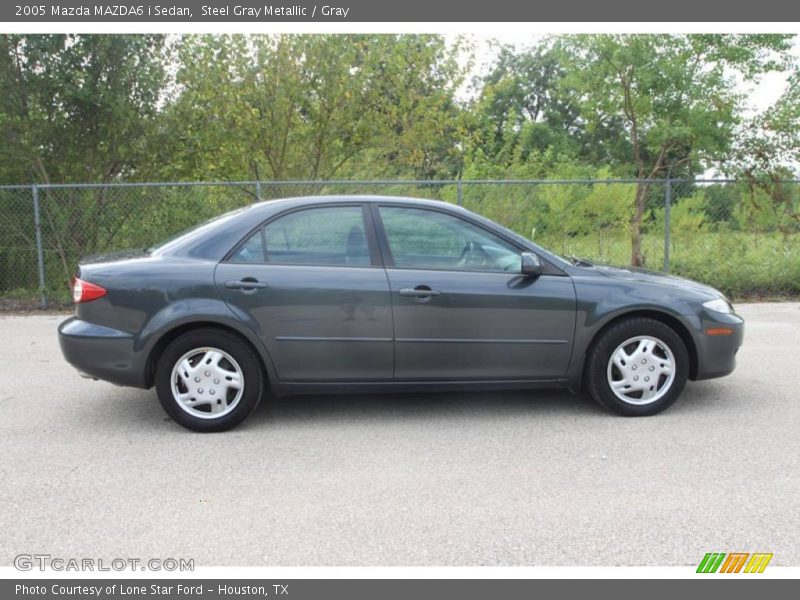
[0,303,798,567]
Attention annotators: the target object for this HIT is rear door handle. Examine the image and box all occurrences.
[398,286,441,298]
[225,278,267,290]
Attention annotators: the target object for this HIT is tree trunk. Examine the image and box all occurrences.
[630,181,649,267]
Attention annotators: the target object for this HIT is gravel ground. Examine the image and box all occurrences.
[0,303,798,566]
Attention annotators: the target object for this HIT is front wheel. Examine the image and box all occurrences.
[155,328,264,432]
[586,318,689,416]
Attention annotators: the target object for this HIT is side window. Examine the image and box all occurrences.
[379,206,521,272]
[261,206,371,266]
[230,229,265,263]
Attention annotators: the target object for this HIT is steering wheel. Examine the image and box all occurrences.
[457,240,490,268]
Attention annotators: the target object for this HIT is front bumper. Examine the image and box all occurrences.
[691,309,744,380]
[58,317,148,388]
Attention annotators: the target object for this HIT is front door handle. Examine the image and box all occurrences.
[398,286,441,298]
[225,278,267,291]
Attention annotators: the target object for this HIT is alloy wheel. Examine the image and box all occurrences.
[606,335,676,405]
[170,347,244,419]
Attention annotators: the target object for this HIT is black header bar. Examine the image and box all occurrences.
[3,0,800,23]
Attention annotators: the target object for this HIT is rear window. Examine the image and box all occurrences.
[150,207,249,255]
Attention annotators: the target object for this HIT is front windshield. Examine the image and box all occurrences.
[470,213,572,268]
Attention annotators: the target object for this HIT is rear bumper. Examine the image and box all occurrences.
[691,310,744,380]
[58,317,148,388]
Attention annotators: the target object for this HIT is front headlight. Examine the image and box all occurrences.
[703,298,733,314]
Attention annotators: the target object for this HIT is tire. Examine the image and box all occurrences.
[155,328,264,432]
[585,317,689,416]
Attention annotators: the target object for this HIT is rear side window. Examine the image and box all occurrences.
[229,229,265,263]
[231,206,371,266]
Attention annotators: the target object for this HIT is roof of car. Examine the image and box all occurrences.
[247,194,460,214]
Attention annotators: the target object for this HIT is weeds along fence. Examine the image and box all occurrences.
[0,178,799,309]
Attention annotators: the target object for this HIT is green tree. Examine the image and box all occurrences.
[468,41,625,170]
[559,34,794,266]
[733,70,800,178]
[0,34,166,184]
[0,34,167,290]
[731,71,800,238]
[161,34,466,183]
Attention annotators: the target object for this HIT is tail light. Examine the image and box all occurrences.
[72,277,107,303]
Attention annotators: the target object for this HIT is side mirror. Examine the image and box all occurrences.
[520,252,543,276]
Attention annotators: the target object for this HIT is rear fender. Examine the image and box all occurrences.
[137,298,279,386]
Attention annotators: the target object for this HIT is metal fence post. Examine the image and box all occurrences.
[32,184,47,308]
[255,180,262,201]
[456,178,463,206]
[663,177,672,273]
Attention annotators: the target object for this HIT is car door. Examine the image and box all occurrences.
[374,204,576,381]
[215,203,393,381]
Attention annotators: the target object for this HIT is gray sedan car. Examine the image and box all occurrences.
[58,196,744,431]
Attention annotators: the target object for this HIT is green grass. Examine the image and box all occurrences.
[537,231,800,300]
[0,287,41,301]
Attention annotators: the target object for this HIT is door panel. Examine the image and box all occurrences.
[386,269,576,380]
[216,204,392,381]
[375,204,576,380]
[217,264,393,381]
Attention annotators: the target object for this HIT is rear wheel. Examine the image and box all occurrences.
[586,318,689,416]
[155,329,264,432]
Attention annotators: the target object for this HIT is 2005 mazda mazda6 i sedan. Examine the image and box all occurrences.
[58,196,744,431]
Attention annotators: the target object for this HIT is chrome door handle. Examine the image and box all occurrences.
[225,279,267,290]
[398,287,441,297]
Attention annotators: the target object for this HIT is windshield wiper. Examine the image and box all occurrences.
[570,255,594,267]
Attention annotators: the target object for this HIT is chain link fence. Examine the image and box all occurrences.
[0,185,37,309]
[1,178,798,310]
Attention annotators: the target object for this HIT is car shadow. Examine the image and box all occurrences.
[72,378,736,433]
[247,388,601,427]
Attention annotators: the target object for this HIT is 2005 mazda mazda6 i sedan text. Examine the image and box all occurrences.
[58,196,744,431]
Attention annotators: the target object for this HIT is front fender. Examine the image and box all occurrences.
[566,276,703,389]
